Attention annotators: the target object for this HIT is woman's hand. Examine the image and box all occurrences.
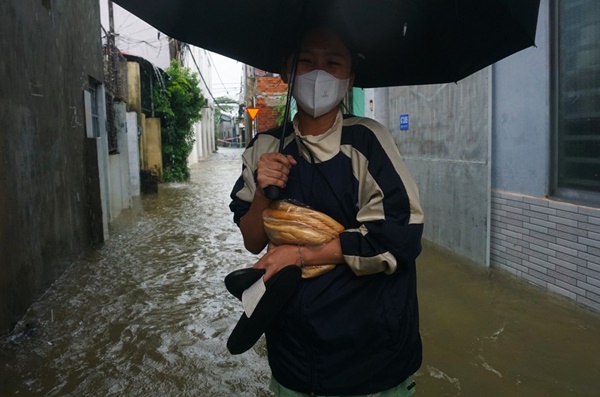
[253,239,344,281]
[252,244,300,281]
[239,152,296,254]
[255,153,297,195]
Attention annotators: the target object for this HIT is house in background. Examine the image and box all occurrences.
[243,66,287,143]
[100,0,168,191]
[368,0,600,312]
[216,113,244,147]
[100,1,216,166]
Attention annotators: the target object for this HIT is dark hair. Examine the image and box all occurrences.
[280,22,360,74]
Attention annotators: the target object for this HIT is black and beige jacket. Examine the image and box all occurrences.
[230,111,424,395]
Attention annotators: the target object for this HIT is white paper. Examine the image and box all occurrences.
[242,277,266,318]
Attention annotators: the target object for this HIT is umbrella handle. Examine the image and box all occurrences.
[264,185,281,200]
[263,47,300,202]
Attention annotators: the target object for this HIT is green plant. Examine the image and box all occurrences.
[153,59,206,182]
[274,94,287,126]
[274,94,298,127]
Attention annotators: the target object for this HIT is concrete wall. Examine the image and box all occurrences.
[489,0,600,312]
[189,107,215,159]
[370,0,600,313]
[139,113,148,169]
[189,124,201,163]
[127,62,142,115]
[96,86,111,242]
[188,46,215,163]
[0,0,104,333]
[491,0,551,197]
[382,70,491,265]
[108,102,132,221]
[127,112,141,196]
[145,118,163,179]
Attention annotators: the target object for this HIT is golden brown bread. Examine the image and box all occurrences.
[262,200,344,278]
[262,217,337,245]
[265,200,345,235]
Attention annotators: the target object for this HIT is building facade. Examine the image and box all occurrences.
[186,45,215,163]
[490,0,600,311]
[0,0,106,333]
[243,66,287,144]
[100,1,215,165]
[370,0,600,312]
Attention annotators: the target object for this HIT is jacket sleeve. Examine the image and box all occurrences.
[339,119,424,276]
[229,129,284,226]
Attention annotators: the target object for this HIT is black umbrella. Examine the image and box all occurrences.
[113,0,541,198]
[112,0,541,88]
[112,0,543,349]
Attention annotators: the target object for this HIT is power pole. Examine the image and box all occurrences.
[108,1,115,51]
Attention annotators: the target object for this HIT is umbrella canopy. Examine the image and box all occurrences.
[112,0,541,88]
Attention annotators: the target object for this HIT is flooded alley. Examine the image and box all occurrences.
[1,148,599,397]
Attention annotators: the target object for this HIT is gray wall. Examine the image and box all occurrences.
[489,0,600,313]
[369,0,600,313]
[0,0,104,333]
[108,102,133,222]
[382,70,491,265]
[490,191,600,312]
[492,0,551,197]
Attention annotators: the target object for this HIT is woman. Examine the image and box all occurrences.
[229,25,424,397]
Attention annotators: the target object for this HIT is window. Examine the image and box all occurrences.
[84,86,100,139]
[554,0,600,203]
[90,86,100,138]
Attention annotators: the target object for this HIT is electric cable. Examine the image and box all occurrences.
[185,44,234,113]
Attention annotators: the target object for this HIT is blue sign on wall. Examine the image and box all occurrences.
[400,114,409,131]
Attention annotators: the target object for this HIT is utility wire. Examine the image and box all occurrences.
[207,52,234,98]
[185,44,236,113]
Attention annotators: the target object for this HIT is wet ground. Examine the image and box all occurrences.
[1,147,600,397]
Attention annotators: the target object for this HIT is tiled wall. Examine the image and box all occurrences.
[490,190,600,312]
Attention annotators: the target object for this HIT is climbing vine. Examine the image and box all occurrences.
[154,59,206,181]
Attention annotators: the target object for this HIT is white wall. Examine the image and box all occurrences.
[108,102,132,221]
[187,46,216,163]
[127,111,140,196]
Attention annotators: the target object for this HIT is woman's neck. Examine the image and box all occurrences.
[296,107,339,136]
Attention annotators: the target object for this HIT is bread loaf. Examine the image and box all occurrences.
[262,200,344,278]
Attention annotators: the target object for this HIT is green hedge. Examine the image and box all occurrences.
[154,59,207,182]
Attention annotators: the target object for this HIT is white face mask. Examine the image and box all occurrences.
[292,70,350,118]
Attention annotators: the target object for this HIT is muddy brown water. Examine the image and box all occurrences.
[1,147,599,397]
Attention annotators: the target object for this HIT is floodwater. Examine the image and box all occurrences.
[1,147,600,397]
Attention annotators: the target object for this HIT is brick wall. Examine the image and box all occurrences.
[255,77,287,132]
[490,190,600,312]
